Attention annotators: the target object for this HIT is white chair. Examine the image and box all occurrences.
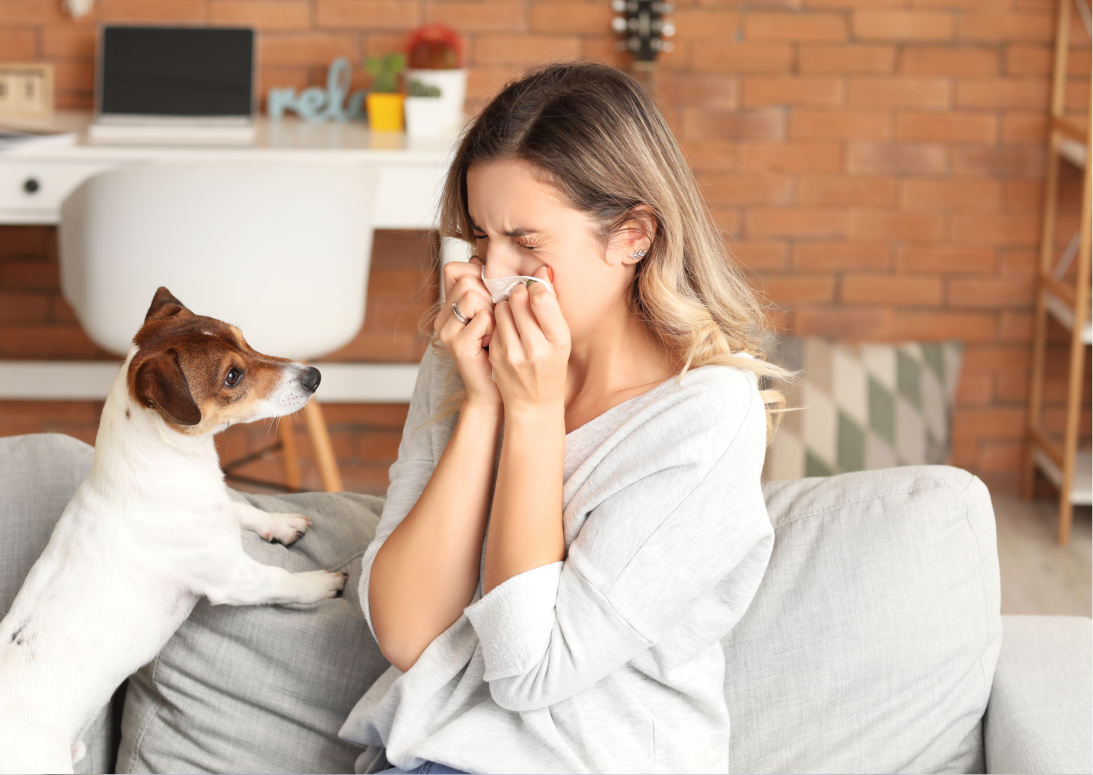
[58,160,379,493]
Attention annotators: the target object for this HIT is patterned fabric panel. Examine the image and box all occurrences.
[760,335,964,482]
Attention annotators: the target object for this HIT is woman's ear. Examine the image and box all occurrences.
[617,205,657,266]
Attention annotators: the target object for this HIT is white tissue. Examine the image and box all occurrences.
[481,265,556,304]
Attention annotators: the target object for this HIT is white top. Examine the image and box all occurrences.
[339,344,775,774]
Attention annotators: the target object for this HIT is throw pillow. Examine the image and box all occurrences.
[760,335,963,481]
[116,488,392,774]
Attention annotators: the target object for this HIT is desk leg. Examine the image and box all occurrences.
[303,399,343,493]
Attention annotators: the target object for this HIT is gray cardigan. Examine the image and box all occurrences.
[338,344,774,774]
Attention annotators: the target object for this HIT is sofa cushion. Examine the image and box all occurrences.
[728,464,1002,774]
[116,488,391,774]
[0,433,119,775]
[760,336,964,481]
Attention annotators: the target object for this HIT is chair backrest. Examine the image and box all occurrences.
[59,160,378,361]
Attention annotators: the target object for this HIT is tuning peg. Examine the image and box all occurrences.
[629,38,640,51]
[662,40,675,52]
[662,22,675,36]
[614,39,630,52]
[654,1,674,13]
[627,0,638,11]
[611,0,626,11]
[611,16,627,32]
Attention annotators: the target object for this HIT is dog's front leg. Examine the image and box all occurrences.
[204,549,347,607]
[230,502,312,545]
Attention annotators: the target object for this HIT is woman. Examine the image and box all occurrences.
[337,59,797,775]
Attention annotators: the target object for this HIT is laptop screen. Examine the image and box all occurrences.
[99,26,255,118]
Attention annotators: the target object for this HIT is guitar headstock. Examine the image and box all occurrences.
[611,0,675,64]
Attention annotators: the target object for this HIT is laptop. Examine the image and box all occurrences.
[89,25,257,145]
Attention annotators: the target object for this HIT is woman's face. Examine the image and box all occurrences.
[465,158,636,341]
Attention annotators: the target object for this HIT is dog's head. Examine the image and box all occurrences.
[126,287,320,434]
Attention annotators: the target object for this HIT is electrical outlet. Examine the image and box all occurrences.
[0,64,53,118]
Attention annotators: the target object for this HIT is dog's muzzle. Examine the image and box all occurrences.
[301,367,321,394]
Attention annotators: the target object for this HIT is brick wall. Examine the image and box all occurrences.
[1,0,1090,498]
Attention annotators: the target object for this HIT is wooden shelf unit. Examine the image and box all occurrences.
[1021,0,1093,545]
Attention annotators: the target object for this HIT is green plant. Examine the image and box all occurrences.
[407,79,441,98]
[365,53,405,93]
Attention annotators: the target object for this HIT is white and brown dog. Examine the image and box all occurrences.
[0,287,347,774]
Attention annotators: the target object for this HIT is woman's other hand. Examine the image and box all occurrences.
[490,265,571,414]
[436,256,501,409]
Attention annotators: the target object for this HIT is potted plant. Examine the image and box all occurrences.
[404,24,467,132]
[365,53,405,132]
[404,78,446,138]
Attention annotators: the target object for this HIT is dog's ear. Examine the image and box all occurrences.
[133,349,201,426]
[145,287,191,321]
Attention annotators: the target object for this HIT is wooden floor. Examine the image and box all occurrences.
[994,493,1092,617]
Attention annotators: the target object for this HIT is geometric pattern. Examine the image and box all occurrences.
[759,334,964,482]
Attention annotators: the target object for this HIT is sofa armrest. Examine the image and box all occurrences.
[984,614,1091,775]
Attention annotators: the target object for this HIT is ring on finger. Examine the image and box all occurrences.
[452,301,470,325]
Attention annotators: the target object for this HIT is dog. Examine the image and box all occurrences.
[0,287,348,774]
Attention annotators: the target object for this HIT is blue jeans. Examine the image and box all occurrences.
[374,760,469,774]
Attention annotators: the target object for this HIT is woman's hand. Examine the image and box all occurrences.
[436,256,501,409]
[489,265,571,415]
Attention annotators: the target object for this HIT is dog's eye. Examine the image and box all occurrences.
[224,368,242,387]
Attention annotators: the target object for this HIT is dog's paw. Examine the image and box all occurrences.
[257,512,313,545]
[291,570,349,604]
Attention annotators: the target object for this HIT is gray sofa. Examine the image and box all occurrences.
[1,432,1089,775]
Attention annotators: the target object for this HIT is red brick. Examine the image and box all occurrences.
[260,34,357,66]
[790,109,890,140]
[693,42,793,73]
[680,139,737,172]
[1005,44,1053,76]
[795,306,895,340]
[739,141,843,172]
[100,0,203,21]
[799,175,897,205]
[956,372,993,404]
[853,11,955,41]
[901,179,1002,211]
[897,246,996,274]
[953,213,1041,245]
[0,325,108,359]
[962,343,1031,372]
[952,146,1045,177]
[746,208,847,238]
[746,12,848,41]
[752,275,836,303]
[848,76,951,108]
[1001,112,1048,142]
[848,209,947,241]
[799,45,896,73]
[959,12,1055,42]
[0,0,76,22]
[39,26,97,57]
[209,0,311,30]
[672,9,741,39]
[0,293,50,323]
[316,0,420,28]
[842,274,943,304]
[896,311,997,341]
[1068,47,1092,77]
[529,3,609,34]
[0,258,59,291]
[978,440,1025,471]
[728,241,789,271]
[951,407,1027,438]
[743,76,843,107]
[471,34,581,65]
[685,109,784,144]
[659,74,739,110]
[0,29,38,59]
[999,311,1034,342]
[899,46,1000,76]
[947,278,1035,307]
[1000,248,1038,278]
[895,110,998,143]
[794,242,891,271]
[47,60,95,93]
[956,78,1051,110]
[1003,180,1043,210]
[0,227,48,258]
[1065,80,1090,110]
[847,142,948,174]
[696,173,794,204]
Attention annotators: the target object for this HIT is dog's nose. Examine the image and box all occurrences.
[301,367,321,393]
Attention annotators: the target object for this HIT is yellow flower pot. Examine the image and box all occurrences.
[367,92,405,132]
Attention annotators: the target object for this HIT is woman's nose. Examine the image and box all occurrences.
[481,248,539,279]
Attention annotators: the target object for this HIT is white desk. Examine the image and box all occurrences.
[0,110,471,402]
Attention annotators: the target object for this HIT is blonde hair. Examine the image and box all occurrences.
[416,59,800,445]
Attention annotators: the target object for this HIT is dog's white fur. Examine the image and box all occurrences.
[0,345,346,774]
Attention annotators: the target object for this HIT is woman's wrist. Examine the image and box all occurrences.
[460,398,504,433]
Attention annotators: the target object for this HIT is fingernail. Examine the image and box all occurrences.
[547,266,554,283]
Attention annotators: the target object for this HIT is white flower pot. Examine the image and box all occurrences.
[404,96,447,137]
[404,68,467,130]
